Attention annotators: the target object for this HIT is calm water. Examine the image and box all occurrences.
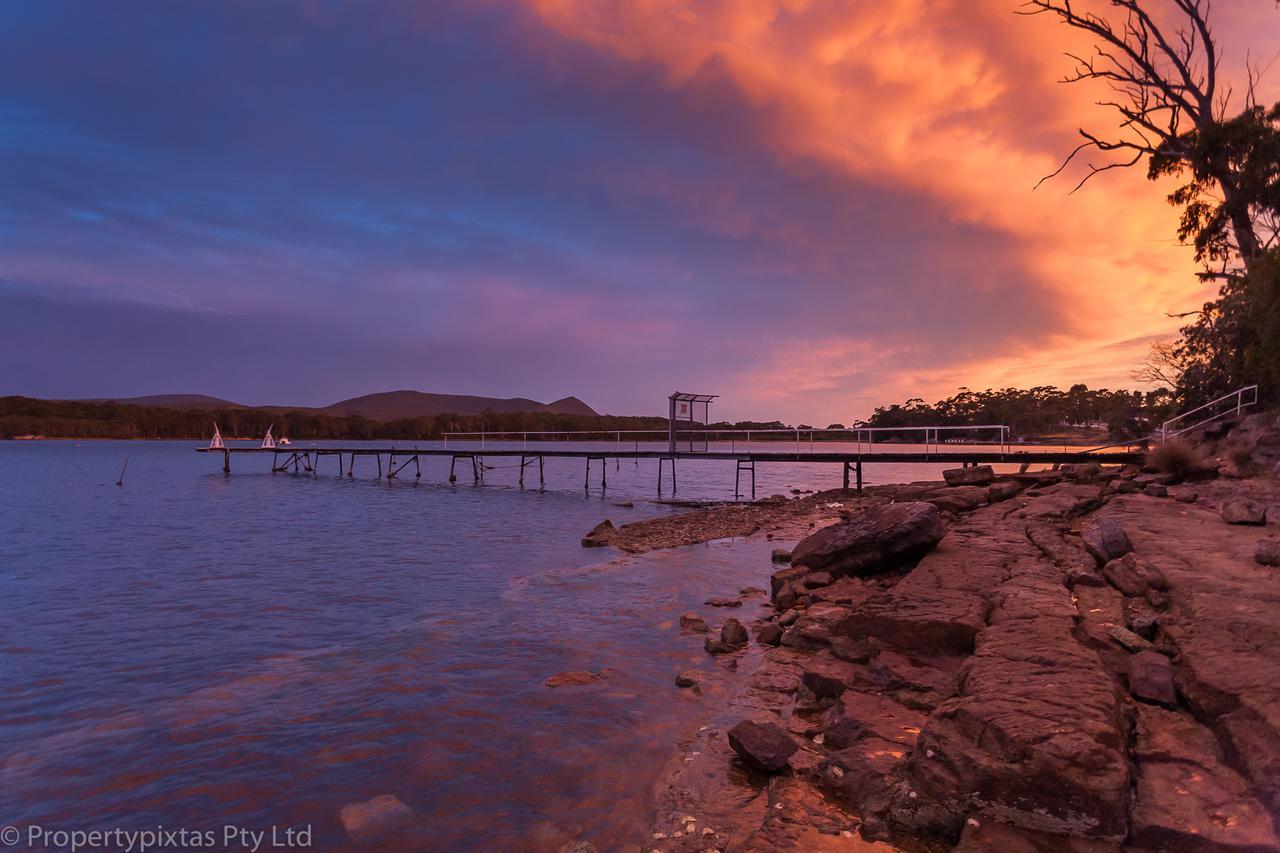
[0,440,1024,850]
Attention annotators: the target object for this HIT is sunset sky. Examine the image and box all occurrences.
[3,1,1278,422]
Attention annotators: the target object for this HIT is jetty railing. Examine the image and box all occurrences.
[442,424,1011,455]
[1157,385,1259,442]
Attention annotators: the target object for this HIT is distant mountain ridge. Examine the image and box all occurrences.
[82,390,599,420]
[322,390,598,420]
[81,394,243,410]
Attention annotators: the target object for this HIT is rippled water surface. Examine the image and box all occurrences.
[1,440,1023,849]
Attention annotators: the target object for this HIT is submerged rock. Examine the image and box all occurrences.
[675,670,701,688]
[1257,539,1280,567]
[544,670,604,688]
[704,597,742,608]
[770,548,792,563]
[706,618,749,654]
[789,502,944,577]
[339,795,415,843]
[581,519,614,547]
[727,720,797,773]
[679,612,709,632]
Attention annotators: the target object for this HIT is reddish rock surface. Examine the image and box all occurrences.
[648,465,1280,852]
[789,502,945,577]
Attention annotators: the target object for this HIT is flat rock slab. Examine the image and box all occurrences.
[1130,705,1280,853]
[789,502,944,577]
[1105,490,1280,815]
[902,560,1130,840]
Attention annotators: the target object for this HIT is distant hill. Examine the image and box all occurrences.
[82,394,244,410]
[323,390,599,420]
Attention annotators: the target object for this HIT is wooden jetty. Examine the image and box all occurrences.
[195,445,1145,499]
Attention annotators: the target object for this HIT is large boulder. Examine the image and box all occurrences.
[943,465,995,486]
[1080,518,1133,565]
[789,502,945,577]
[727,720,797,773]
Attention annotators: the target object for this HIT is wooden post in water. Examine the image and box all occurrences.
[223,449,231,473]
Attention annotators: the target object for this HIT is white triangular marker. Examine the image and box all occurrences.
[261,424,275,449]
[210,424,225,449]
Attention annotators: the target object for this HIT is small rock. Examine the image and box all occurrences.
[774,584,797,611]
[802,572,833,589]
[1111,478,1141,494]
[1108,625,1154,653]
[1102,552,1168,597]
[679,613,709,633]
[1170,488,1198,503]
[771,548,792,563]
[943,465,994,486]
[339,795,415,843]
[829,635,875,664]
[739,586,766,596]
[704,597,742,608]
[821,719,866,750]
[1143,484,1168,498]
[778,609,801,627]
[1256,539,1280,567]
[726,720,798,773]
[545,670,603,688]
[987,480,1022,502]
[721,618,748,647]
[1129,650,1176,707]
[581,519,614,547]
[1081,518,1133,565]
[1222,498,1266,525]
[756,623,783,646]
[802,667,847,700]
[675,670,701,688]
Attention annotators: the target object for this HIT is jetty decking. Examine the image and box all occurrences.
[196,444,1145,499]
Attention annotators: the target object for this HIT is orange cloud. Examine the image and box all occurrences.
[518,0,1278,416]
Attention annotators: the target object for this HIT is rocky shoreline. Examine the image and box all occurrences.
[610,415,1280,851]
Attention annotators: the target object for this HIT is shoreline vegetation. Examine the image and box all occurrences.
[590,410,1280,851]
[1,385,1172,442]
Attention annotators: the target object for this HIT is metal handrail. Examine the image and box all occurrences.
[1158,385,1259,442]
[442,424,1011,455]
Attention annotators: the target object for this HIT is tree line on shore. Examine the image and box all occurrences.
[0,397,673,441]
[0,391,1170,442]
[863,385,1174,440]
